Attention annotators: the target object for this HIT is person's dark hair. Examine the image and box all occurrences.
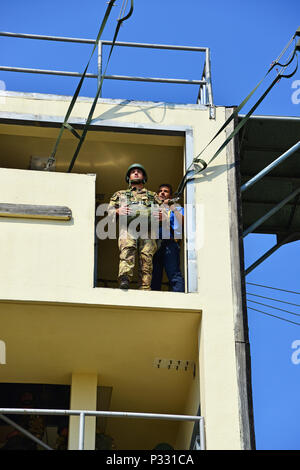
[158,184,173,196]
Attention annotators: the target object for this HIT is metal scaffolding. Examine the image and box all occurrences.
[0,407,205,451]
[240,114,300,276]
[0,31,214,107]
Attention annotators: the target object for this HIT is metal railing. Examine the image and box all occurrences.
[0,407,205,451]
[0,31,213,106]
[241,141,300,193]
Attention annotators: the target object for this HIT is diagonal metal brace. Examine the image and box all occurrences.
[241,141,300,193]
[0,414,53,450]
[245,232,300,275]
[243,187,300,237]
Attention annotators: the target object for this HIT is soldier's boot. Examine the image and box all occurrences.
[119,275,130,290]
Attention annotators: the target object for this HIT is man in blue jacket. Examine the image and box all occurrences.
[151,184,185,292]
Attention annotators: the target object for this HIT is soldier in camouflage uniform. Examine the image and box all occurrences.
[1,392,45,450]
[55,426,68,450]
[108,164,161,290]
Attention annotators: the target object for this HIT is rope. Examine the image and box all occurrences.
[67,0,134,172]
[45,0,134,171]
[174,32,299,197]
[247,299,300,318]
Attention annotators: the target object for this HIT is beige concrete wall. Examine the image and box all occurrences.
[194,129,242,449]
[0,92,243,449]
[175,364,200,450]
[0,167,95,292]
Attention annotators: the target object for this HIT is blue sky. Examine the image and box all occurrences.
[1,0,300,450]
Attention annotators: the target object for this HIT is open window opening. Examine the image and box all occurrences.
[0,119,196,292]
[92,131,186,292]
[0,382,198,450]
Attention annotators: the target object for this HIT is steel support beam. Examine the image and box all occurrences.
[0,414,53,450]
[245,232,299,275]
[0,65,97,79]
[243,187,300,237]
[102,74,206,85]
[241,141,300,193]
[199,417,206,450]
[100,39,208,52]
[78,412,85,451]
[0,407,204,450]
[0,407,201,422]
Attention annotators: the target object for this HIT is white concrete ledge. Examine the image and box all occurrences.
[0,89,208,110]
[0,284,202,313]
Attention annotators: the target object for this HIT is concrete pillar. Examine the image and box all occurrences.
[68,373,98,450]
[198,306,241,449]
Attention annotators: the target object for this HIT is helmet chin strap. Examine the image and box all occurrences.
[130,178,144,185]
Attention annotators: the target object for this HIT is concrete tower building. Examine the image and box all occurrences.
[3,28,288,451]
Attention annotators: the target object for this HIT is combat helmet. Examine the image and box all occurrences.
[125,163,148,184]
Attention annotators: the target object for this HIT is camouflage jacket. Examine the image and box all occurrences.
[108,187,162,223]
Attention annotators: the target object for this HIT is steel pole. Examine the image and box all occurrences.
[97,41,103,94]
[241,141,300,193]
[205,48,213,107]
[0,414,53,450]
[101,40,207,51]
[245,232,300,275]
[0,407,201,422]
[102,74,206,85]
[78,412,85,450]
[0,65,97,78]
[243,187,300,237]
[199,417,206,450]
[0,31,95,44]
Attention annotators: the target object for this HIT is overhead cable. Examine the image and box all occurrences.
[247,292,300,308]
[248,306,300,327]
[247,299,300,317]
[174,30,299,197]
[246,282,300,295]
[118,0,129,20]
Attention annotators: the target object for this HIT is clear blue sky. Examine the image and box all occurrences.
[1,0,300,450]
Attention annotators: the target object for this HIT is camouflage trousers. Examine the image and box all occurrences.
[118,233,157,290]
